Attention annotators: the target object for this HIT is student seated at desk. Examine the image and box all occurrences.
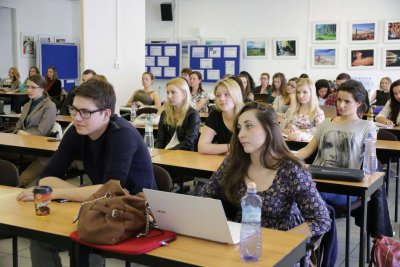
[0,67,21,91]
[45,66,62,98]
[198,78,244,155]
[266,72,286,104]
[20,66,39,93]
[189,71,209,113]
[202,102,331,265]
[296,80,376,205]
[280,78,325,142]
[155,77,200,151]
[375,79,400,127]
[237,74,254,102]
[17,77,156,267]
[272,77,298,119]
[126,71,161,109]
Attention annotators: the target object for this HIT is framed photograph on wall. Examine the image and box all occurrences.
[147,38,169,44]
[383,47,400,69]
[179,38,200,58]
[243,39,267,58]
[201,38,226,45]
[384,20,400,43]
[349,21,378,43]
[348,47,376,69]
[38,34,53,43]
[311,47,338,68]
[21,32,36,57]
[273,38,298,59]
[312,21,339,43]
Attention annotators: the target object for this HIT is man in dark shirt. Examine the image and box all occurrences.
[17,77,156,267]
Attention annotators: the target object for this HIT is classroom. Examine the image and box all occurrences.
[0,0,400,266]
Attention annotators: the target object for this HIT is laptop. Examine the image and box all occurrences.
[143,189,241,244]
[253,93,269,104]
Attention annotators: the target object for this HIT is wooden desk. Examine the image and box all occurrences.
[0,186,307,267]
[0,132,58,157]
[0,114,72,127]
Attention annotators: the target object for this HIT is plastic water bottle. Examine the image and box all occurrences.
[363,131,377,179]
[130,103,137,121]
[240,182,262,262]
[144,114,154,152]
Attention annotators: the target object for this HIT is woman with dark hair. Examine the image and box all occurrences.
[237,74,254,102]
[189,71,209,113]
[297,80,377,205]
[202,102,331,265]
[20,66,40,93]
[376,79,400,126]
[14,74,57,136]
[255,72,271,94]
[45,66,62,97]
[315,79,332,105]
[239,71,256,93]
[267,72,286,104]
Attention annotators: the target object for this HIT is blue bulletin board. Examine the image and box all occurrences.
[40,43,79,91]
[189,45,240,83]
[145,43,180,79]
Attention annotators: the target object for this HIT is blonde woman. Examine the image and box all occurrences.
[155,77,200,151]
[198,78,244,155]
[273,77,299,119]
[0,67,21,91]
[280,78,325,141]
[126,72,161,109]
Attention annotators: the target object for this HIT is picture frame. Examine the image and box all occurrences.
[384,19,400,43]
[201,38,226,45]
[54,36,67,43]
[243,39,268,59]
[179,38,200,57]
[147,38,170,44]
[311,47,338,68]
[349,21,378,43]
[312,21,339,43]
[382,47,400,69]
[38,34,54,43]
[348,47,376,69]
[21,32,36,58]
[273,38,298,59]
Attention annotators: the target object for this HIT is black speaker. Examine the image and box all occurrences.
[161,3,173,21]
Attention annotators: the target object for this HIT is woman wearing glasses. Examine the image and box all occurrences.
[155,77,200,151]
[272,77,298,119]
[13,74,56,136]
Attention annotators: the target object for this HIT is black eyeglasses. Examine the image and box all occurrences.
[68,105,104,119]
[25,86,41,90]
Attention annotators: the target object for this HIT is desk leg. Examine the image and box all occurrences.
[359,193,367,267]
[71,242,90,267]
[386,159,391,196]
[396,159,400,222]
[345,195,350,267]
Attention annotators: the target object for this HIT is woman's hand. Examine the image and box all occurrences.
[135,101,144,107]
[16,188,34,202]
[17,130,31,136]
[286,124,299,134]
[386,119,394,127]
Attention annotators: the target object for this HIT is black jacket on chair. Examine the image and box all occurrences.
[155,107,200,151]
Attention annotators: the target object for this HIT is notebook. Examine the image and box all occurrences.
[253,93,269,104]
[143,189,241,244]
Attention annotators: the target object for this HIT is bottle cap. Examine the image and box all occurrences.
[247,182,256,190]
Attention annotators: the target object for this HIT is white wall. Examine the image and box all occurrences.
[0,7,13,77]
[0,0,80,80]
[146,0,400,96]
[82,0,145,106]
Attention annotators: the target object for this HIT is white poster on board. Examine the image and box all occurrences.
[225,60,235,74]
[207,69,220,80]
[150,67,162,76]
[150,46,162,56]
[164,67,176,77]
[164,46,177,56]
[158,57,170,66]
[200,58,213,69]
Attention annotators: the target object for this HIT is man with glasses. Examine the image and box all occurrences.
[17,78,156,267]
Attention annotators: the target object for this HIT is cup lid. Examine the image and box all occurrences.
[33,186,52,194]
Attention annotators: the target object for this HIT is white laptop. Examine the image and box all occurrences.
[143,189,241,244]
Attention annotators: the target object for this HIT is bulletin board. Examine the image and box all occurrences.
[145,43,180,79]
[189,45,240,83]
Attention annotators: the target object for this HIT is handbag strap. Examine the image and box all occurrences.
[136,202,152,238]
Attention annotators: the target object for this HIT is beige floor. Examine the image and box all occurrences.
[0,173,398,266]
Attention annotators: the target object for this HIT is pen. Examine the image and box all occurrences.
[160,235,175,246]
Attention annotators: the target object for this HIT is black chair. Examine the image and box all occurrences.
[152,164,173,192]
[0,159,19,267]
[136,107,158,117]
[377,129,400,221]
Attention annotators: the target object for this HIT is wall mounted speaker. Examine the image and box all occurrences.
[161,3,173,21]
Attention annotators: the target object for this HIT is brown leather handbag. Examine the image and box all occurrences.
[75,180,151,245]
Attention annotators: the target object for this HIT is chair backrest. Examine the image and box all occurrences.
[377,129,398,163]
[0,159,19,187]
[136,107,158,117]
[48,122,63,139]
[319,105,337,119]
[152,164,173,192]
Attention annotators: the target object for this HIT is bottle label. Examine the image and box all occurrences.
[242,207,261,223]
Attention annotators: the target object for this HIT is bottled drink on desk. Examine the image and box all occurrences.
[144,114,154,152]
[240,182,262,262]
[363,131,377,179]
[130,102,137,121]
[367,106,374,122]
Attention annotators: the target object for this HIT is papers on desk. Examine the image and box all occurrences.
[375,122,394,129]
[132,114,160,126]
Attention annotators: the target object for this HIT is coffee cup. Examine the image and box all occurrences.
[33,186,52,216]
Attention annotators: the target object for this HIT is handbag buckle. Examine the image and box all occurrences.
[111,209,122,219]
